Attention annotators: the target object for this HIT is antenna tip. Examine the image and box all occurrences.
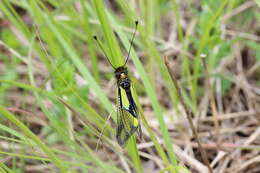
[135,21,138,26]
[93,35,97,40]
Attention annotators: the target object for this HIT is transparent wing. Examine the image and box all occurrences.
[116,87,139,146]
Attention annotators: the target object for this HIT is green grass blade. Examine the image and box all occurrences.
[191,0,229,107]
[0,162,14,173]
[93,0,124,67]
[172,0,183,42]
[80,0,100,83]
[39,8,113,114]
[254,0,260,7]
[0,107,68,172]
[127,138,143,173]
[107,15,178,168]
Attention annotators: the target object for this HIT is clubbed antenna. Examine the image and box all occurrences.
[124,21,138,66]
[93,36,116,69]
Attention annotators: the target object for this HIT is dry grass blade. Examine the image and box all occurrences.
[164,56,213,173]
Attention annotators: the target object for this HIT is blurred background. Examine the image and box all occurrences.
[0,0,260,172]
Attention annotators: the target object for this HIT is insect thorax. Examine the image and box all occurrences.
[115,66,131,90]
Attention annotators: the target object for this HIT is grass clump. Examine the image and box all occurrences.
[0,0,259,172]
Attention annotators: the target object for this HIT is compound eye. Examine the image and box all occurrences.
[115,72,121,78]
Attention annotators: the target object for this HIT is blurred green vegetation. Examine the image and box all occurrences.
[0,0,259,172]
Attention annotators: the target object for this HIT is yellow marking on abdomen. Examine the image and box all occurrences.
[133,117,139,127]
